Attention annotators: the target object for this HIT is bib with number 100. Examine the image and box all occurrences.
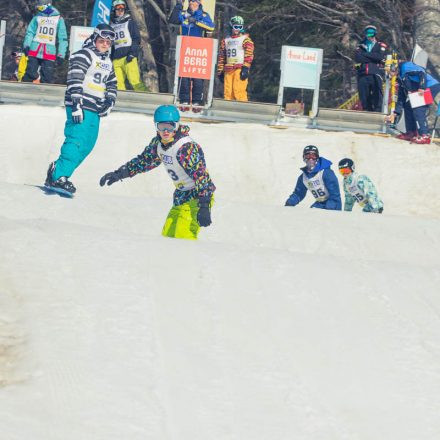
[35,15,60,45]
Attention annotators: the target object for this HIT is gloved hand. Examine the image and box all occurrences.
[56,56,64,66]
[285,195,298,207]
[197,196,212,227]
[240,66,249,80]
[23,47,29,56]
[99,165,130,187]
[71,98,83,124]
[187,16,197,24]
[217,71,224,83]
[99,98,115,118]
[126,54,135,63]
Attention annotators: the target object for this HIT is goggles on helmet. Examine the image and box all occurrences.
[303,153,318,161]
[96,28,116,41]
[114,5,125,11]
[36,4,50,11]
[155,121,179,132]
[232,24,243,31]
[338,167,353,176]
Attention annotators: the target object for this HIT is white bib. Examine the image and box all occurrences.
[112,21,132,49]
[345,175,367,207]
[302,169,329,202]
[225,35,246,65]
[34,15,60,45]
[157,136,196,191]
[82,49,113,100]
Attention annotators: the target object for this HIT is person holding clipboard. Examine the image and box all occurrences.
[385,61,440,144]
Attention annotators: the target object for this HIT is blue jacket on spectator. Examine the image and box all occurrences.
[285,157,342,210]
[169,3,214,37]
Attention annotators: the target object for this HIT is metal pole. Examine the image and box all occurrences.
[206,39,218,109]
[0,20,6,80]
[310,49,323,118]
[277,46,286,106]
[173,36,182,105]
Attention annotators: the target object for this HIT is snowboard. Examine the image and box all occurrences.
[42,184,75,198]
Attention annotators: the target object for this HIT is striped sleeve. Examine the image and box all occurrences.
[243,36,254,68]
[105,65,118,103]
[66,49,93,100]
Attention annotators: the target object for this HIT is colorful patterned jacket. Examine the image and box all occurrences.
[217,33,254,73]
[23,7,68,61]
[125,125,216,206]
[343,172,383,213]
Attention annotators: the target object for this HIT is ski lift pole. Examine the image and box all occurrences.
[0,20,6,80]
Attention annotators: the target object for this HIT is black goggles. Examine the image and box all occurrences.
[95,29,116,41]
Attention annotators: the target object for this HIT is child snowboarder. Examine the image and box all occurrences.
[285,145,342,210]
[338,158,384,213]
[99,105,215,240]
[44,24,118,195]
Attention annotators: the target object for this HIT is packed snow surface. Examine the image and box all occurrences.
[1,105,440,440]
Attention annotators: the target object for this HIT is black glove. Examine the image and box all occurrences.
[71,98,83,124]
[126,54,135,63]
[197,196,212,227]
[99,98,115,118]
[218,71,224,83]
[187,16,197,24]
[240,66,249,80]
[56,56,64,66]
[99,165,130,187]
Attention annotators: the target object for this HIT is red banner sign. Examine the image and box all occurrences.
[178,36,214,80]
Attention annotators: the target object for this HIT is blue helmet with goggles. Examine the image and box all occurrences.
[154,105,180,123]
[36,1,53,13]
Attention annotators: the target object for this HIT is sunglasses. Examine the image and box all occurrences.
[338,167,352,176]
[232,25,243,30]
[95,29,116,41]
[156,121,178,132]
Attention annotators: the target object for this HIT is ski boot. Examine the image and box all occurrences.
[411,134,431,145]
[45,162,56,186]
[396,131,417,141]
[178,102,191,112]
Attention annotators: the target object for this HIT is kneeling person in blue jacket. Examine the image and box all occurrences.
[285,145,342,210]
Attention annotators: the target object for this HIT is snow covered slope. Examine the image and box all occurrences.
[1,105,440,440]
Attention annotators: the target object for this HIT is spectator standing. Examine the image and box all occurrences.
[169,0,215,109]
[22,0,68,84]
[217,16,254,102]
[110,0,148,92]
[354,25,388,112]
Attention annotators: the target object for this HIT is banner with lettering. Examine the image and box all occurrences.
[91,0,112,26]
[178,36,214,80]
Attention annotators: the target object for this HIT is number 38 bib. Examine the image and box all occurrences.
[157,136,196,191]
[35,16,60,45]
[302,170,329,202]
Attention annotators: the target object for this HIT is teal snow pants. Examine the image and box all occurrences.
[52,107,100,180]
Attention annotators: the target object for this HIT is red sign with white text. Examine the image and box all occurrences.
[178,36,214,79]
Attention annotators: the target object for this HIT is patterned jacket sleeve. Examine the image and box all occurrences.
[66,49,93,100]
[176,141,216,198]
[343,181,355,212]
[217,38,226,74]
[243,35,254,68]
[125,137,163,177]
[357,175,382,212]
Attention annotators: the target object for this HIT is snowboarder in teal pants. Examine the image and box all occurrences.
[44,24,118,195]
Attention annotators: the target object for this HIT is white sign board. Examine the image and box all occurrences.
[69,26,94,56]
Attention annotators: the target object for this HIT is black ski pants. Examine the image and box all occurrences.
[358,74,383,112]
[22,56,55,84]
[178,77,204,104]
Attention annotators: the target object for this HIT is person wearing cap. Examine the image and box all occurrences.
[354,25,388,112]
[99,105,216,240]
[169,0,215,109]
[44,24,118,195]
[285,146,342,211]
[217,15,254,102]
[110,0,147,92]
[385,61,440,144]
[22,1,68,84]
[338,158,383,213]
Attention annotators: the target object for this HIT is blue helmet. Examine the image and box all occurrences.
[154,105,180,123]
